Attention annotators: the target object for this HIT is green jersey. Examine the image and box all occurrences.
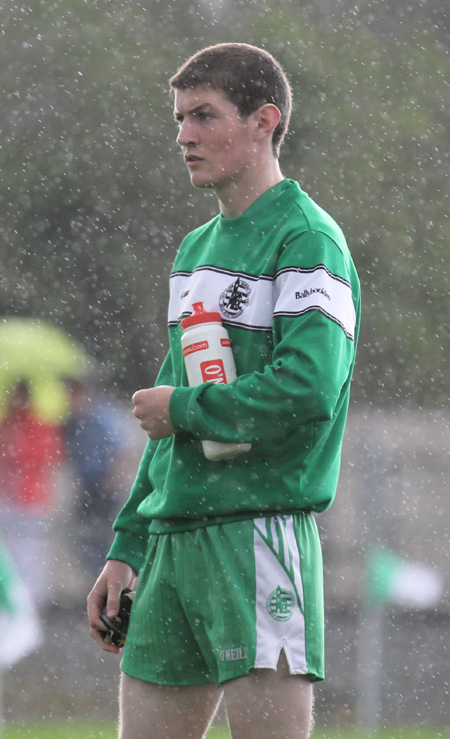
[108,179,360,574]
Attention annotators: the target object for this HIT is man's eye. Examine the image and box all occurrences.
[197,112,212,121]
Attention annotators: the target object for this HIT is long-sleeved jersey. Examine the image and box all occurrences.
[108,179,360,574]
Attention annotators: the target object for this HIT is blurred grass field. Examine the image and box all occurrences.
[3,723,450,739]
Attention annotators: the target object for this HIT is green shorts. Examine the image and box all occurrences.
[121,513,324,686]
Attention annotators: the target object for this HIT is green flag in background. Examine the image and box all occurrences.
[366,546,443,609]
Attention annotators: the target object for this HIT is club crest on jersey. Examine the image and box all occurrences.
[219,277,251,319]
[266,586,295,622]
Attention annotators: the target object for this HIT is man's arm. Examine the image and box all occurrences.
[169,312,355,445]
[131,307,357,448]
[106,438,158,571]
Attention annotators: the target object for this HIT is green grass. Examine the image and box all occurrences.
[2,723,450,739]
[313,732,450,739]
[0,722,231,739]
[2,723,113,739]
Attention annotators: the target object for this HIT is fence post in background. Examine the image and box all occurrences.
[355,435,387,730]
[0,668,3,738]
[354,428,444,729]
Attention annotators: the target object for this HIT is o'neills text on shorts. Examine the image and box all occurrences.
[219,646,248,662]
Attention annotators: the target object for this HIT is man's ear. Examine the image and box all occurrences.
[252,103,281,142]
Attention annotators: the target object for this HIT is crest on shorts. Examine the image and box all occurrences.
[219,277,251,319]
[266,586,295,622]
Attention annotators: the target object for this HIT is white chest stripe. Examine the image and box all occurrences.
[169,265,356,340]
[169,268,273,330]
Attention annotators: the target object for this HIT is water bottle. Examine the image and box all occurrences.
[180,302,252,461]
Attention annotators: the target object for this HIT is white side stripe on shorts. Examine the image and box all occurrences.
[253,516,308,674]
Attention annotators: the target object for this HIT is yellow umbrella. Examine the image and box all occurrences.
[0,318,90,422]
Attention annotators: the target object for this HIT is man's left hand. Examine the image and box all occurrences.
[132,386,176,440]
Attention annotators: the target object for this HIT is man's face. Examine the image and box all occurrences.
[174,85,257,192]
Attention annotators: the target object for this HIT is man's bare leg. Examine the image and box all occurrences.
[223,651,314,739]
[119,673,223,739]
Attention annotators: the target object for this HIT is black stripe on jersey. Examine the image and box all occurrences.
[171,264,351,289]
[171,265,273,284]
[274,264,351,289]
[274,307,354,340]
[168,319,271,333]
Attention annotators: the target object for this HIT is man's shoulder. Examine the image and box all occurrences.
[278,183,358,284]
[285,185,345,244]
[181,214,220,245]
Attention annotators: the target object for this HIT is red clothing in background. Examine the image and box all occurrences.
[0,406,63,510]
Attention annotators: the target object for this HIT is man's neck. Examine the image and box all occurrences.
[216,159,284,219]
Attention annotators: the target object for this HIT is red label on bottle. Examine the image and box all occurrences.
[183,340,209,357]
[200,358,227,384]
[220,338,231,348]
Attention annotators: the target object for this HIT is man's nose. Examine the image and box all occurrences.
[176,120,198,147]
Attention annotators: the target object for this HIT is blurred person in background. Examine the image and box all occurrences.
[0,380,63,612]
[64,379,126,579]
[0,537,43,673]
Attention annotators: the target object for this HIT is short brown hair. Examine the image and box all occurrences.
[169,43,292,156]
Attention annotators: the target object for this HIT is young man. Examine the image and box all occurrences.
[88,43,361,739]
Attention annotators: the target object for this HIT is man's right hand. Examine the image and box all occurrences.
[87,559,136,654]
